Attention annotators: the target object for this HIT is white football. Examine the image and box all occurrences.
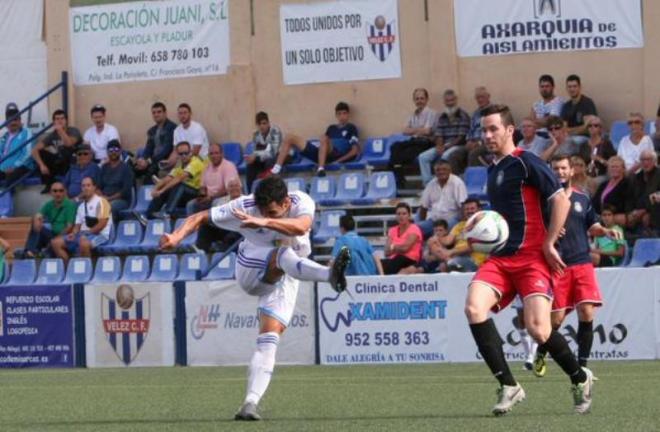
[464,210,509,254]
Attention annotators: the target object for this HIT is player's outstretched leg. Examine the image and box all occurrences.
[277,246,351,293]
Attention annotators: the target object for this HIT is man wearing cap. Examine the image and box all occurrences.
[83,104,120,162]
[0,103,35,185]
[62,143,100,200]
[99,139,134,221]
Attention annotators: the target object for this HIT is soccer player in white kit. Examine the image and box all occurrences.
[160,176,351,421]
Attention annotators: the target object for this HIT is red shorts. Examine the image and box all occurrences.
[471,250,553,312]
[552,262,602,312]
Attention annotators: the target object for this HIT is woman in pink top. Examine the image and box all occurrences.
[381,202,423,275]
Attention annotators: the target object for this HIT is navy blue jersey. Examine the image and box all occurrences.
[326,123,359,154]
[488,148,562,256]
[558,188,597,266]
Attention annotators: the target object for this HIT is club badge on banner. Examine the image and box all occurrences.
[0,285,75,368]
[453,0,644,57]
[280,0,401,85]
[185,280,315,366]
[69,0,230,85]
[84,282,174,367]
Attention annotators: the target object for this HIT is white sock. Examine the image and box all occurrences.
[271,164,282,174]
[245,331,280,405]
[277,247,330,281]
[519,328,537,360]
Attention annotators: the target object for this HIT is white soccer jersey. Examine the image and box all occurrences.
[209,190,315,257]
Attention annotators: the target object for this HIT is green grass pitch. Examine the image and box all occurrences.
[1,361,659,431]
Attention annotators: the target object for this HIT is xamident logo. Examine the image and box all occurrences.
[320,292,447,332]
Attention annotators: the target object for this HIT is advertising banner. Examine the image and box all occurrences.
[280,0,401,85]
[0,285,75,368]
[69,0,230,85]
[453,0,644,57]
[85,282,175,367]
[186,280,315,366]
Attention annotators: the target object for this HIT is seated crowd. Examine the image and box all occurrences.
[0,71,658,275]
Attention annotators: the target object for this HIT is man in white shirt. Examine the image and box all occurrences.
[417,159,467,237]
[83,104,120,162]
[173,103,209,158]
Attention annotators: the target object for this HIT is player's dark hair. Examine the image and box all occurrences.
[480,104,515,127]
[151,102,167,111]
[395,202,412,215]
[178,103,192,112]
[602,204,617,214]
[339,214,355,231]
[254,176,288,208]
[566,74,581,85]
[546,115,564,129]
[462,198,481,208]
[539,74,555,86]
[335,102,350,113]
[255,111,269,124]
[433,219,448,229]
[52,109,67,120]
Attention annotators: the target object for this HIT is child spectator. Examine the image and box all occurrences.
[591,204,626,267]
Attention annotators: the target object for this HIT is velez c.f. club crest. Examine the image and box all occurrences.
[367,15,396,62]
[101,284,150,365]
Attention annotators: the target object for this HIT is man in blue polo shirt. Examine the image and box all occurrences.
[330,214,382,276]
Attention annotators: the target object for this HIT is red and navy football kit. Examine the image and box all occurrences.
[472,148,562,311]
[553,188,602,312]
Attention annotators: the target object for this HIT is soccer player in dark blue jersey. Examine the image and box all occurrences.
[465,105,594,415]
[533,154,622,377]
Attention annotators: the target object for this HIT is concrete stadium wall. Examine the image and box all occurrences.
[43,0,660,152]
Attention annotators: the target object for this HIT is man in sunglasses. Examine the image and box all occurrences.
[141,141,204,220]
[99,140,134,222]
[22,181,77,258]
[63,143,100,200]
[540,116,590,163]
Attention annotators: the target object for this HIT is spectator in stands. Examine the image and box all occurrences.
[400,219,450,274]
[570,155,594,195]
[530,74,564,129]
[540,115,590,162]
[585,116,616,181]
[63,144,100,200]
[330,214,383,276]
[626,150,660,231]
[418,89,471,181]
[134,102,177,184]
[51,176,112,264]
[438,198,487,272]
[83,104,119,163]
[516,117,550,157]
[270,102,359,177]
[99,140,134,222]
[617,112,654,175]
[388,88,437,188]
[0,103,34,185]
[560,74,597,142]
[593,156,629,226]
[653,104,660,153]
[417,159,467,237]
[186,143,239,215]
[381,202,423,275]
[245,112,283,191]
[0,235,12,281]
[194,176,243,252]
[591,204,626,267]
[141,141,204,220]
[22,182,76,258]
[466,86,493,167]
[172,103,209,160]
[31,109,82,193]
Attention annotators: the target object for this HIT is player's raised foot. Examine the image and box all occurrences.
[329,246,351,293]
[533,352,547,377]
[572,367,594,414]
[492,383,525,416]
[234,402,262,421]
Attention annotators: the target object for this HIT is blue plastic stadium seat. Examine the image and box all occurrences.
[121,185,154,218]
[6,259,37,285]
[464,166,488,199]
[121,255,150,282]
[626,238,660,267]
[320,173,365,206]
[222,142,243,166]
[351,172,397,205]
[238,142,254,175]
[92,256,122,283]
[284,177,307,193]
[148,254,179,281]
[345,137,390,169]
[609,120,628,150]
[35,258,65,284]
[97,219,143,254]
[203,252,236,280]
[179,253,209,281]
[132,218,171,253]
[309,176,337,203]
[64,258,93,284]
[174,218,198,251]
[313,210,346,243]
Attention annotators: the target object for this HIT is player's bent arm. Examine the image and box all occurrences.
[545,190,571,246]
[264,214,312,236]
